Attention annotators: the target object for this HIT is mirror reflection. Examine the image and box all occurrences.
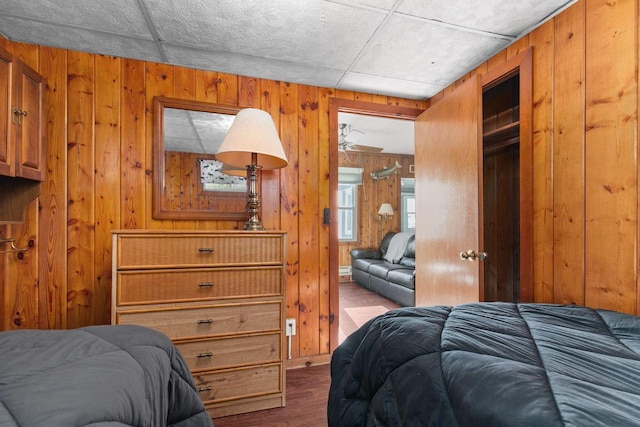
[164,108,235,156]
[152,97,248,221]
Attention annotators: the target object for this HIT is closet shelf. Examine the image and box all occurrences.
[483,121,520,146]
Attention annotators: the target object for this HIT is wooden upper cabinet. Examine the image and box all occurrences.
[0,46,45,181]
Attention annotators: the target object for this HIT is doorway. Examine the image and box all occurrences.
[328,99,423,352]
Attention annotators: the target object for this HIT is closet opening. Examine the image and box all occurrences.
[482,72,521,302]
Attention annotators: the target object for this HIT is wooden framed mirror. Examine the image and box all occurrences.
[152,96,248,220]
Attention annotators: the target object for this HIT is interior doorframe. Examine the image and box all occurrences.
[328,98,424,352]
[481,47,533,303]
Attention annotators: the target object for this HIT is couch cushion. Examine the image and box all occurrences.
[383,232,414,263]
[368,262,407,279]
[386,269,415,290]
[352,258,385,273]
[398,234,416,268]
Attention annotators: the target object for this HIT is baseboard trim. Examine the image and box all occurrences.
[285,354,332,370]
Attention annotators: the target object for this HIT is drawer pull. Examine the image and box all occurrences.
[197,386,212,393]
[198,282,214,287]
[197,352,213,358]
[198,248,214,253]
[197,319,214,324]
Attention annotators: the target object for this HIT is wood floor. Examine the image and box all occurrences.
[212,363,331,427]
[338,280,400,343]
[212,280,399,426]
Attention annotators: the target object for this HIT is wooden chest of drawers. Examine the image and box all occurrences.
[111,230,286,418]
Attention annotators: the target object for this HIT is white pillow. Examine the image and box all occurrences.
[383,232,413,264]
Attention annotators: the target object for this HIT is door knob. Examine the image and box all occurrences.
[459,249,487,261]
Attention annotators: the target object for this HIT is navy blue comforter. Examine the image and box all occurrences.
[328,303,640,426]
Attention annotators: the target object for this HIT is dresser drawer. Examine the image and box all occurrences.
[115,301,282,339]
[177,333,281,372]
[116,267,283,305]
[115,233,283,269]
[193,364,282,404]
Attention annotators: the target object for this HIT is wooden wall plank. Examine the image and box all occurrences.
[318,87,332,353]
[530,20,555,303]
[217,72,239,106]
[66,51,95,328]
[120,59,146,231]
[94,54,120,324]
[507,35,530,59]
[38,45,67,329]
[280,81,301,358]
[584,0,637,313]
[553,2,585,305]
[298,84,320,356]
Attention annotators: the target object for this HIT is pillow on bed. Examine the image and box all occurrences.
[383,232,413,263]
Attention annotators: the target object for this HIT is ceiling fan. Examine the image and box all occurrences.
[338,123,383,153]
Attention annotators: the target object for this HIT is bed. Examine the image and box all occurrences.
[328,302,640,426]
[0,324,213,427]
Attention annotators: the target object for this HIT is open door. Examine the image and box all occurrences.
[414,76,484,306]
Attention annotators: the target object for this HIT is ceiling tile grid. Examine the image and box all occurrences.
[0,0,577,99]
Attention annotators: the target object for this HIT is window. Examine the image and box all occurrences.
[338,167,363,242]
[401,178,416,232]
[402,195,416,231]
[338,183,357,241]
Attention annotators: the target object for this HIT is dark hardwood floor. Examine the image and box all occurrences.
[212,280,399,426]
[212,364,331,427]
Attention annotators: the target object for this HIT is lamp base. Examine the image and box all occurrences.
[243,218,265,231]
[244,159,265,231]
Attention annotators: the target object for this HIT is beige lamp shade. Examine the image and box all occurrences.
[378,203,394,217]
[219,163,247,177]
[215,108,288,169]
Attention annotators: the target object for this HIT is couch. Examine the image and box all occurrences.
[350,231,415,307]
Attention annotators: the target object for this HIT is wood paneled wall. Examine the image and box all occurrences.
[337,151,414,267]
[428,0,640,314]
[0,35,426,363]
[4,0,640,358]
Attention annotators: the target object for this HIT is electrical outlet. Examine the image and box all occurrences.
[286,318,296,336]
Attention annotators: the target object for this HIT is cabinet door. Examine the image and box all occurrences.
[14,63,44,181]
[0,49,12,177]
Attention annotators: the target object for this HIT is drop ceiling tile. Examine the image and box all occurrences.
[352,14,508,86]
[398,0,574,37]
[348,0,398,10]
[163,44,345,88]
[143,0,386,69]
[0,16,163,62]
[0,0,152,39]
[340,72,443,99]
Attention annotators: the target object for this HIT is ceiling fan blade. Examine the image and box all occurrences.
[350,144,383,153]
[345,128,365,143]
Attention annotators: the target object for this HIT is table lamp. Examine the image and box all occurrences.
[216,108,288,230]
